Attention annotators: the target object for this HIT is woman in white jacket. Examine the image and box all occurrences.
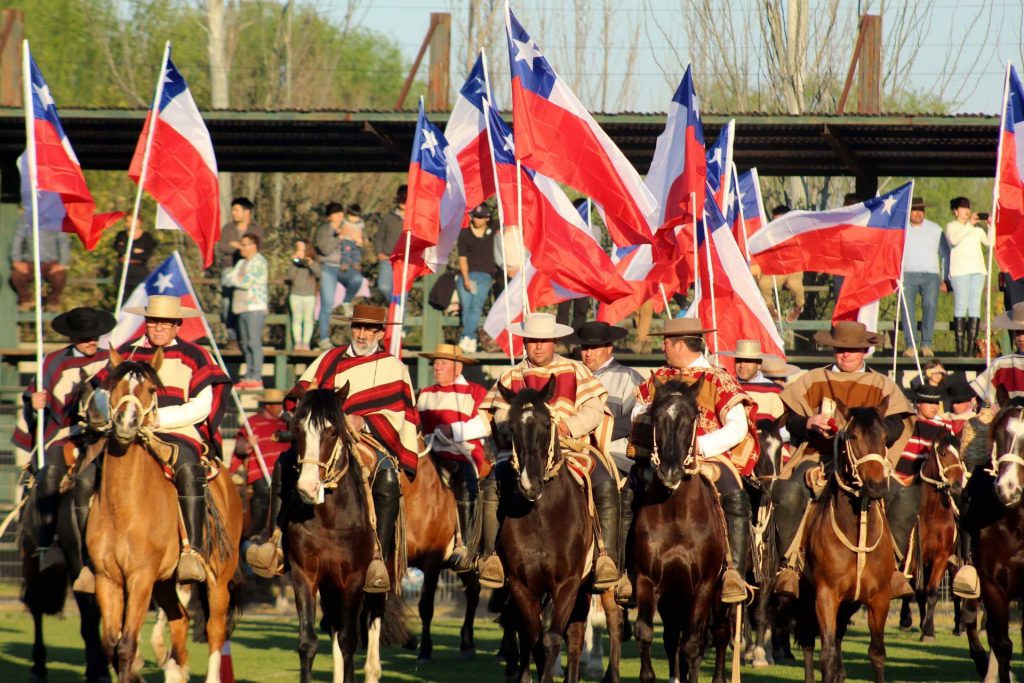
[945,196,989,356]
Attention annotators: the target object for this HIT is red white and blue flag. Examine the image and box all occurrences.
[106,251,208,348]
[128,54,220,268]
[737,168,767,242]
[446,53,495,216]
[505,6,656,247]
[705,119,734,213]
[748,182,913,322]
[994,63,1024,279]
[697,192,785,364]
[26,54,122,250]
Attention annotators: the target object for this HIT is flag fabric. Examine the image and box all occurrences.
[505,7,656,247]
[738,168,767,237]
[705,120,734,213]
[748,183,913,322]
[724,166,749,260]
[26,54,122,249]
[446,54,495,216]
[128,54,220,268]
[105,252,208,348]
[995,63,1024,279]
[484,260,581,356]
[697,195,785,364]
[401,99,451,252]
[18,152,72,232]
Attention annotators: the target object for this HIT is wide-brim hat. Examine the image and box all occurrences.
[946,376,977,404]
[332,304,398,326]
[124,295,202,319]
[914,384,943,404]
[508,312,574,339]
[813,321,881,349]
[51,307,117,340]
[648,317,715,337]
[911,196,926,210]
[259,388,287,404]
[470,203,492,219]
[419,343,479,365]
[994,302,1024,331]
[760,354,801,378]
[718,339,763,361]
[565,321,628,347]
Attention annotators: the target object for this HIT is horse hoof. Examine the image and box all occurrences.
[415,657,432,665]
[920,634,935,643]
[30,673,47,683]
[460,648,476,661]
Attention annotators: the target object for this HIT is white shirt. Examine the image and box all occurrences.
[130,338,214,430]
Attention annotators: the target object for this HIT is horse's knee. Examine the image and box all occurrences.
[635,620,654,645]
[542,630,562,653]
[297,630,318,660]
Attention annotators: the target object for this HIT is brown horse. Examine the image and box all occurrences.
[285,382,390,683]
[402,441,482,663]
[632,379,729,683]
[88,348,242,683]
[795,404,894,683]
[495,377,622,683]
[898,431,964,641]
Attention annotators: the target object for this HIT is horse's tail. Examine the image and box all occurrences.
[189,576,243,643]
[204,483,232,566]
[380,593,414,648]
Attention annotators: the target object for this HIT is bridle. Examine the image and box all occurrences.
[510,411,562,482]
[988,405,1024,479]
[919,440,963,493]
[832,424,891,496]
[649,417,700,479]
[296,425,352,490]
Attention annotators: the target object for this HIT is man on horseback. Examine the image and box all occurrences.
[770,321,915,599]
[417,343,490,573]
[12,307,115,585]
[248,304,417,594]
[230,388,289,540]
[629,317,759,604]
[893,385,954,486]
[101,295,231,584]
[722,339,786,421]
[478,312,622,592]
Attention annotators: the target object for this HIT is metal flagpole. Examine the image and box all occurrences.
[116,41,170,317]
[659,284,672,317]
[897,279,923,378]
[987,61,1012,368]
[22,40,45,471]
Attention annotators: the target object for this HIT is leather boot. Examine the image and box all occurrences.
[448,464,479,573]
[591,469,620,591]
[245,458,285,578]
[35,454,65,572]
[771,477,810,598]
[884,481,920,600]
[365,465,400,593]
[615,483,635,605]
[720,489,751,604]
[71,459,99,593]
[177,495,207,583]
[953,317,965,357]
[478,471,505,589]
[967,317,980,357]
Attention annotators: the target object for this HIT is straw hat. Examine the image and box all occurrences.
[124,294,202,319]
[718,339,763,361]
[508,312,574,339]
[419,343,479,365]
[813,321,881,349]
[258,388,287,404]
[332,304,397,326]
[648,317,715,337]
[760,354,801,378]
[994,303,1024,331]
[51,307,116,340]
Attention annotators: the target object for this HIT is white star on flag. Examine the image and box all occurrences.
[163,68,175,85]
[513,37,542,68]
[420,129,439,155]
[502,133,514,153]
[33,81,55,109]
[711,148,722,165]
[880,195,898,215]
[154,272,174,293]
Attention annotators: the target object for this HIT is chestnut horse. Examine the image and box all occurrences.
[88,348,242,683]
[632,379,729,683]
[495,377,622,683]
[795,404,895,683]
[898,431,963,641]
[402,441,482,663]
[285,383,389,683]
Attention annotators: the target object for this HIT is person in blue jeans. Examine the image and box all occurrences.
[900,196,949,358]
[456,204,498,353]
[945,197,990,356]
[374,186,407,305]
[315,202,345,349]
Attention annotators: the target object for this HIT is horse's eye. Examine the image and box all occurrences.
[149,387,157,395]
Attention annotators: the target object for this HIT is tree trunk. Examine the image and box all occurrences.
[207,0,232,225]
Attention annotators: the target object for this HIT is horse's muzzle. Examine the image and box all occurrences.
[657,466,683,491]
[518,469,542,502]
[863,479,887,501]
[297,476,324,505]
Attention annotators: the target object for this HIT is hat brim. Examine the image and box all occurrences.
[762,364,802,378]
[418,352,479,365]
[993,312,1024,330]
[813,329,881,348]
[948,389,978,403]
[718,351,763,361]
[122,306,203,319]
[331,316,399,325]
[508,322,575,339]
[648,327,715,337]
[565,327,629,346]
[51,310,117,339]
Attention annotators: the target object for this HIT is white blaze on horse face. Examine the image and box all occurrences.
[998,416,1024,505]
[365,616,382,683]
[296,416,324,504]
[664,401,679,422]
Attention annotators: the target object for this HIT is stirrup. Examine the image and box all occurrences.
[773,567,800,599]
[952,565,980,599]
[177,549,207,583]
[479,553,505,589]
[721,568,751,604]
[890,571,914,600]
[245,536,284,579]
[593,555,619,591]
[37,545,66,573]
[364,558,391,594]
[614,574,633,606]
[72,566,96,594]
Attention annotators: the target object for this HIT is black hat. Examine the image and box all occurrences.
[51,307,116,340]
[325,201,344,216]
[470,203,492,219]
[946,376,977,404]
[566,321,629,347]
[914,384,943,405]
[950,196,971,211]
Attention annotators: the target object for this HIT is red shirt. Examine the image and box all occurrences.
[230,412,290,485]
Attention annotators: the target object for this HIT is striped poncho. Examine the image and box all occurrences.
[417,376,489,469]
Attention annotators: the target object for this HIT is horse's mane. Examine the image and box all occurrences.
[506,385,552,423]
[649,379,700,419]
[102,360,163,391]
[293,388,347,435]
[845,406,885,434]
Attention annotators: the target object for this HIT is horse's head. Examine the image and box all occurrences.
[103,347,162,448]
[755,416,785,495]
[836,400,891,500]
[648,378,701,490]
[991,384,1024,507]
[293,380,352,505]
[923,431,964,498]
[498,376,558,502]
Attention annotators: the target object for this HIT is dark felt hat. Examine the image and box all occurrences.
[914,384,944,404]
[51,307,117,340]
[813,321,882,349]
[566,321,629,347]
[470,203,492,219]
[946,376,977,404]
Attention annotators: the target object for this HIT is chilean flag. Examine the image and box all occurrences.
[505,6,656,247]
[484,260,582,356]
[446,53,495,216]
[705,120,734,213]
[26,53,122,250]
[737,168,767,238]
[697,193,785,364]
[129,54,220,268]
[994,63,1024,279]
[106,252,208,348]
[748,183,912,322]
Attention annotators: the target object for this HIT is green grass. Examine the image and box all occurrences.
[0,599,1018,682]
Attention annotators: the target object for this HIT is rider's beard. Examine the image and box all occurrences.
[351,339,377,356]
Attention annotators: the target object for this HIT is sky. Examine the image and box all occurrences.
[344,0,1024,115]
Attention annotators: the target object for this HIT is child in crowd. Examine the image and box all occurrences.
[286,239,321,351]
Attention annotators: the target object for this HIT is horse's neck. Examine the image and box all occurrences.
[99,442,158,501]
[827,481,875,528]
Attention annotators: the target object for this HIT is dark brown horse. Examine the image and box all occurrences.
[495,376,622,683]
[795,404,894,683]
[402,440,481,663]
[898,431,963,641]
[631,379,729,683]
[89,349,242,683]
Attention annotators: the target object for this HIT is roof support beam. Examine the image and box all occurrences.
[822,124,876,196]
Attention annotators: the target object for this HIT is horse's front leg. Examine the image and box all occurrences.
[417,559,441,662]
[598,590,622,683]
[634,575,657,683]
[290,568,319,683]
[30,606,47,683]
[75,592,110,683]
[542,578,582,683]
[898,594,913,631]
[865,591,889,683]
[95,573,124,669]
[981,578,1014,683]
[814,588,840,683]
[153,580,190,682]
[507,580,542,683]
[115,574,156,683]
[460,572,481,658]
[364,594,384,683]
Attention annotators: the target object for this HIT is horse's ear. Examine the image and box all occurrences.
[498,381,517,404]
[79,368,88,383]
[308,377,319,391]
[151,347,164,372]
[109,345,122,367]
[833,396,849,420]
[541,375,557,403]
[335,381,350,404]
[997,382,1011,409]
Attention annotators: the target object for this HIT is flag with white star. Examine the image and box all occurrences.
[995,63,1024,279]
[705,119,735,214]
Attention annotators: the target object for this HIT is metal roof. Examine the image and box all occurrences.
[0,107,1000,177]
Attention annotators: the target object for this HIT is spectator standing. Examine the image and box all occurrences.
[218,197,261,349]
[374,186,407,304]
[221,232,268,389]
[900,196,948,358]
[10,224,69,312]
[945,197,989,356]
[286,239,321,351]
[457,204,498,352]
[112,216,156,304]
[316,202,366,350]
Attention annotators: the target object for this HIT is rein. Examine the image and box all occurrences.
[988,406,1024,478]
[650,418,700,477]
[510,413,562,481]
[296,432,351,490]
